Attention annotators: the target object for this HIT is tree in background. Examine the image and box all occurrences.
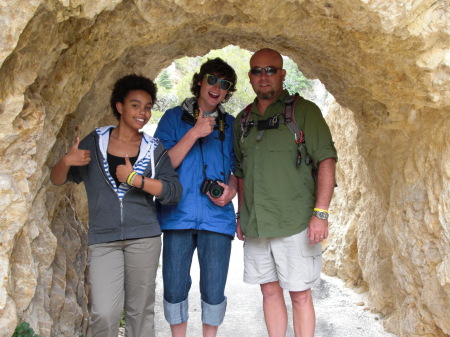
[283,57,313,96]
[158,69,173,90]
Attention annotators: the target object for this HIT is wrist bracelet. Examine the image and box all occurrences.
[127,171,137,185]
[313,208,329,213]
[127,171,136,185]
[129,173,137,186]
[140,176,145,189]
[236,212,240,219]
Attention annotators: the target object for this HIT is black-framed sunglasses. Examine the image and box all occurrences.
[250,66,282,76]
[205,74,233,90]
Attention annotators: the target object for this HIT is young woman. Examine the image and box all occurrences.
[154,58,237,337]
[51,74,182,337]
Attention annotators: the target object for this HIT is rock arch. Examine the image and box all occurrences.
[0,1,448,336]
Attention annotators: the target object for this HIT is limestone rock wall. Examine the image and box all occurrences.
[0,0,448,336]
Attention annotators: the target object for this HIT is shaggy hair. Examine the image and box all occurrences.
[190,58,237,103]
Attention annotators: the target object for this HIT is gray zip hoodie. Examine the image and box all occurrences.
[67,126,182,245]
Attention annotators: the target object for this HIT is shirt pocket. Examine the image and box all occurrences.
[266,126,297,152]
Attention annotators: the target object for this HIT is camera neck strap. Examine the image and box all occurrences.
[201,113,226,184]
[199,127,226,183]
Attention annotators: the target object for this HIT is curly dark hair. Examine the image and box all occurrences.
[110,74,158,120]
[190,58,237,103]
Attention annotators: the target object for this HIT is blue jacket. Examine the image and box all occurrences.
[154,102,236,237]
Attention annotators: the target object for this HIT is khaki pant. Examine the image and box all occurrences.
[87,237,161,337]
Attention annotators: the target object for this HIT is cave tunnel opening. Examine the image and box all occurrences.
[1,1,449,337]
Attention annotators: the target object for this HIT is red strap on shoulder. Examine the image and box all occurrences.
[284,94,304,144]
[240,103,253,125]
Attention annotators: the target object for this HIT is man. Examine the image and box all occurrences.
[154,58,238,337]
[233,48,337,337]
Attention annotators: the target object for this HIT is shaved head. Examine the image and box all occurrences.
[248,48,286,102]
[251,48,283,68]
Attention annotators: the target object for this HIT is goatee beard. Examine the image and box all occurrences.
[257,90,276,100]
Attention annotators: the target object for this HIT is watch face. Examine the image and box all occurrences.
[314,210,328,220]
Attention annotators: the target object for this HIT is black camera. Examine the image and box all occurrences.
[200,179,224,198]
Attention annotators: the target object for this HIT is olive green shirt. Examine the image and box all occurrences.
[233,90,337,238]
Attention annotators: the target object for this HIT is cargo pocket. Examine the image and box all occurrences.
[299,243,322,284]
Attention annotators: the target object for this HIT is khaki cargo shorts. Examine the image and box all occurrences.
[243,229,322,291]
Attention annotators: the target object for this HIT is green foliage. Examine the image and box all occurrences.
[157,69,173,90]
[12,322,40,337]
[283,57,313,96]
[172,56,202,102]
[120,310,126,328]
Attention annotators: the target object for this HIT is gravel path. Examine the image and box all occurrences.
[149,239,397,337]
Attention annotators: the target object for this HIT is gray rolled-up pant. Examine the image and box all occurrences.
[87,237,161,337]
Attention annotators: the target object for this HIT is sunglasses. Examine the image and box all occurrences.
[205,74,233,90]
[250,66,282,76]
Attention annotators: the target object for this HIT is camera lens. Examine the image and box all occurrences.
[209,183,224,198]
